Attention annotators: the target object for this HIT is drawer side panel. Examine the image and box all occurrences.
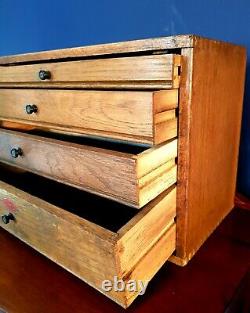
[117,187,176,276]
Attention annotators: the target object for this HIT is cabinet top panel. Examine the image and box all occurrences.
[0,34,244,66]
[0,35,192,65]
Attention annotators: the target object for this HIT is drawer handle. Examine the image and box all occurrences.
[25,104,38,115]
[10,148,23,158]
[38,70,51,80]
[1,213,15,225]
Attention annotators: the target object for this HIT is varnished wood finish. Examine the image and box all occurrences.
[117,187,176,276]
[0,35,192,65]
[123,224,176,307]
[0,54,181,89]
[171,36,247,265]
[0,176,176,308]
[0,89,178,144]
[0,35,246,307]
[0,128,177,208]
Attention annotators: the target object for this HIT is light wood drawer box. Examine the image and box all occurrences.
[0,129,177,208]
[0,54,181,89]
[0,89,178,145]
[0,165,176,308]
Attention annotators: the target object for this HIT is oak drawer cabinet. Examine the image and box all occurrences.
[0,35,247,308]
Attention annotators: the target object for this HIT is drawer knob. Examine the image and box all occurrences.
[25,104,38,114]
[1,213,15,225]
[10,148,23,158]
[38,70,51,80]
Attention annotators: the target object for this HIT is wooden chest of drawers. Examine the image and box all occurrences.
[0,35,246,308]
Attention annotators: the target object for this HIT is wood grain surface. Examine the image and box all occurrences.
[117,187,176,276]
[0,179,120,300]
[0,129,177,208]
[172,36,247,265]
[0,54,181,89]
[0,207,248,313]
[0,89,178,144]
[0,35,193,65]
[0,173,176,308]
[124,224,176,307]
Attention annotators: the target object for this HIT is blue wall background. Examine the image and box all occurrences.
[0,0,249,196]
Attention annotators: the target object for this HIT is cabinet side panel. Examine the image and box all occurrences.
[175,38,246,263]
[174,48,193,260]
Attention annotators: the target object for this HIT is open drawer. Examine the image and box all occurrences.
[0,128,177,208]
[0,54,181,89]
[0,165,176,308]
[0,89,178,145]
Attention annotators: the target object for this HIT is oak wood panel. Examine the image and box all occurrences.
[137,139,178,177]
[171,47,193,265]
[0,129,177,208]
[0,129,137,206]
[154,110,176,123]
[117,187,176,276]
[172,38,247,264]
[0,120,36,131]
[0,89,178,144]
[0,180,119,295]
[0,54,181,89]
[154,118,177,145]
[0,81,177,90]
[123,224,176,307]
[153,89,179,113]
[0,176,176,308]
[139,161,177,207]
[0,35,193,65]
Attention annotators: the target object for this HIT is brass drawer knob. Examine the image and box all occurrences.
[10,147,23,158]
[1,213,15,224]
[25,104,38,114]
[38,70,51,80]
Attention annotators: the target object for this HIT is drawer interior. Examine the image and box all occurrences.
[11,128,149,153]
[0,164,138,232]
[0,162,175,232]
[0,162,176,307]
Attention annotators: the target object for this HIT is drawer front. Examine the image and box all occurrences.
[0,179,121,300]
[0,89,178,144]
[0,54,181,89]
[0,129,138,206]
[0,129,177,208]
[0,175,176,308]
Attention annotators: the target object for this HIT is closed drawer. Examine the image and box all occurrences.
[0,54,181,89]
[0,89,178,145]
[0,166,176,308]
[0,129,177,208]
